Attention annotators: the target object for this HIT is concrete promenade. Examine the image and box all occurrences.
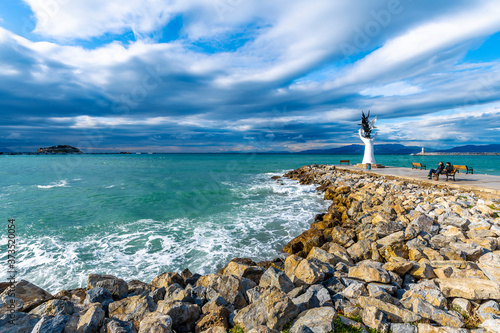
[336,165,500,198]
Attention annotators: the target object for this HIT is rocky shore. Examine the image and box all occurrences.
[2,164,500,333]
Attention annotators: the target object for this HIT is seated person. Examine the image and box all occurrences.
[428,161,444,180]
[444,162,454,175]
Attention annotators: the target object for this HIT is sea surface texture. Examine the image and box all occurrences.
[1,153,499,293]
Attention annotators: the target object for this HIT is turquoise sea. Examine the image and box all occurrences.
[1,153,499,293]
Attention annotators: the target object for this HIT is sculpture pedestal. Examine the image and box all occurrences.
[354,163,385,169]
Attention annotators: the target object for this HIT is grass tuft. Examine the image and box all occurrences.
[229,325,245,333]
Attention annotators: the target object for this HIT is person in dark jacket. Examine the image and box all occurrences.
[428,161,444,180]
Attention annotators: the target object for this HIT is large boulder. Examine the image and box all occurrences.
[104,319,137,333]
[289,306,337,333]
[157,301,201,333]
[438,278,500,300]
[31,315,69,333]
[29,299,75,317]
[289,259,325,286]
[151,272,186,289]
[233,287,299,331]
[348,260,391,283]
[138,312,173,333]
[77,305,105,333]
[84,287,114,312]
[196,274,253,309]
[357,297,421,323]
[87,274,128,300]
[477,300,500,322]
[128,280,156,297]
[194,304,230,333]
[292,284,332,312]
[220,261,265,285]
[0,312,41,333]
[480,319,500,333]
[363,306,390,333]
[259,266,294,293]
[323,243,353,265]
[478,252,500,285]
[109,295,157,329]
[0,280,52,312]
[405,298,463,328]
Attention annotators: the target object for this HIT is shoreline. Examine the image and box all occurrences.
[2,164,500,332]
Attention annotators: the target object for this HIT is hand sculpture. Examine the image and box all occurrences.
[359,129,377,164]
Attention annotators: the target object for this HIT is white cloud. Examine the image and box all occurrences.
[361,81,422,97]
[332,0,500,87]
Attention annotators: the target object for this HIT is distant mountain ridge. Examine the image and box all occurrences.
[437,144,500,153]
[298,143,500,154]
[299,144,431,155]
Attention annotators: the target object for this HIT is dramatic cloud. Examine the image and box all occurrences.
[0,0,499,151]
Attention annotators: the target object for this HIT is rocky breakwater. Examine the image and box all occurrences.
[2,164,500,333]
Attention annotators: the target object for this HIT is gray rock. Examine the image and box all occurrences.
[151,272,186,289]
[104,319,137,333]
[477,301,500,322]
[290,306,337,333]
[0,295,23,314]
[138,312,173,333]
[441,215,470,230]
[87,274,128,300]
[292,284,332,312]
[259,266,294,294]
[343,283,368,299]
[363,306,389,333]
[408,298,464,328]
[77,305,105,333]
[233,287,299,331]
[247,286,264,304]
[0,280,52,312]
[0,312,40,333]
[287,286,307,299]
[32,315,69,333]
[127,280,155,297]
[196,274,253,309]
[163,284,183,300]
[30,299,75,317]
[367,283,397,295]
[390,323,417,333]
[186,285,206,307]
[480,319,500,333]
[156,301,201,333]
[322,277,346,295]
[450,242,483,261]
[109,295,157,330]
[84,287,113,311]
[149,287,166,303]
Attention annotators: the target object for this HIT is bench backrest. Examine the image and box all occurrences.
[412,162,422,167]
[453,165,468,171]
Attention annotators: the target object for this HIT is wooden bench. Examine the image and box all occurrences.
[453,165,473,174]
[339,160,350,165]
[432,168,457,181]
[412,162,426,170]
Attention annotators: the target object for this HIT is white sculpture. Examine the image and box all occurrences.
[358,111,377,165]
[358,129,377,164]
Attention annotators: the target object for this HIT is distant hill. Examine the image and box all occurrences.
[0,147,13,153]
[437,144,500,153]
[299,144,431,155]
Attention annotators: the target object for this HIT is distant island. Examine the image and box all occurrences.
[37,145,82,154]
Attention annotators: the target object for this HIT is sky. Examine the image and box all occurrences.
[0,0,500,152]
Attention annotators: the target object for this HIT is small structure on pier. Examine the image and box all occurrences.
[355,111,384,169]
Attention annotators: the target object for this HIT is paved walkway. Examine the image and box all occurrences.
[336,165,500,198]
